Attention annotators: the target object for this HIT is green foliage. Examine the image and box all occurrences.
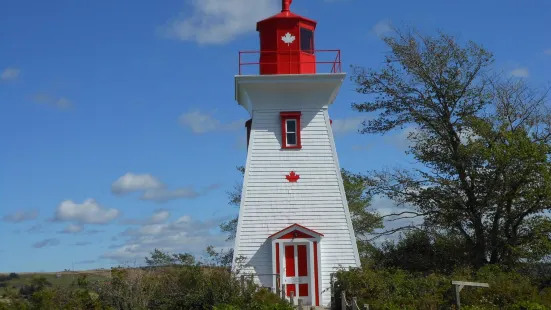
[0,250,289,310]
[370,229,472,274]
[351,26,551,268]
[335,263,551,309]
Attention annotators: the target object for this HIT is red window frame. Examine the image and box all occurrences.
[280,111,302,149]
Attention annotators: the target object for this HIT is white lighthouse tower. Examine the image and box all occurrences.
[232,0,360,307]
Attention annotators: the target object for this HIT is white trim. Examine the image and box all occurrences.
[324,108,361,267]
[271,239,277,290]
[235,73,346,114]
[273,228,323,306]
[285,119,298,147]
[316,240,322,306]
[308,241,316,305]
[231,115,255,271]
[270,224,323,240]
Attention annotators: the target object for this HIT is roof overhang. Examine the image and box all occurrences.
[234,73,346,115]
[269,223,324,240]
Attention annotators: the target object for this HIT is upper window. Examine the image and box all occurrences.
[280,111,302,149]
[300,28,314,54]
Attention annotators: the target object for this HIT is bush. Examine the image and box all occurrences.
[335,264,551,310]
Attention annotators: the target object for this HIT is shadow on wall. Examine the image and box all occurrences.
[246,239,275,289]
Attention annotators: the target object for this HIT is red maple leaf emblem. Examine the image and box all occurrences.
[286,171,300,183]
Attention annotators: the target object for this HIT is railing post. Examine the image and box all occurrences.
[276,276,280,296]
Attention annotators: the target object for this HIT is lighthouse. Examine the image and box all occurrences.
[232,0,360,307]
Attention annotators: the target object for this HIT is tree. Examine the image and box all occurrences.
[219,166,382,259]
[350,27,551,268]
[145,248,196,267]
[370,229,472,274]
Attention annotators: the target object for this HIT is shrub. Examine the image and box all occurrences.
[335,264,551,309]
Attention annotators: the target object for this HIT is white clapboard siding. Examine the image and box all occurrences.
[234,102,360,305]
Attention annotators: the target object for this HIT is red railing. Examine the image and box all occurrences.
[238,49,342,75]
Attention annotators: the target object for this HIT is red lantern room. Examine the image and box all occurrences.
[256,0,317,75]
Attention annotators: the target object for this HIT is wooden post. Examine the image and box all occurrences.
[298,299,303,310]
[281,284,286,300]
[290,291,295,306]
[454,285,461,310]
[341,291,346,310]
[276,275,280,296]
[240,275,245,295]
[364,305,370,310]
[451,281,490,310]
[352,297,358,310]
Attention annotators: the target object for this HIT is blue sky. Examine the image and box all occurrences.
[0,0,550,272]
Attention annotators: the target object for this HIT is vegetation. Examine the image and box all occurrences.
[0,251,293,310]
[350,27,551,269]
[2,26,550,310]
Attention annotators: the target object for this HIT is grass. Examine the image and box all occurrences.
[0,270,110,298]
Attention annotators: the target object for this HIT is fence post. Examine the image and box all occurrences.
[240,275,245,295]
[281,284,286,300]
[364,305,370,310]
[290,291,295,306]
[298,299,303,310]
[341,291,346,310]
[352,297,358,310]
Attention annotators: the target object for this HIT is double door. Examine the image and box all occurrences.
[283,243,310,305]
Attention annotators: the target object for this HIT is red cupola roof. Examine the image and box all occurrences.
[255,0,317,75]
[237,0,342,76]
[256,0,317,31]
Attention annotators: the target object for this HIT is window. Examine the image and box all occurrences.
[300,28,314,54]
[280,111,302,149]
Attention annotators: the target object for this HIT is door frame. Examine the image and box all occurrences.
[269,224,322,306]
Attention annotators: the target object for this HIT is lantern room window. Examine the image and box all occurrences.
[280,111,302,149]
[300,28,314,54]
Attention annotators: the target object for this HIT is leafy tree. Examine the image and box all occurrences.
[350,27,551,268]
[370,229,472,274]
[145,248,196,267]
[220,166,382,260]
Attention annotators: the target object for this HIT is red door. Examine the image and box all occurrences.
[284,244,310,304]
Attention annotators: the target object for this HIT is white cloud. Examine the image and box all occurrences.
[1,68,20,81]
[141,187,200,203]
[32,93,73,109]
[121,209,171,225]
[161,0,278,45]
[178,110,244,134]
[510,67,529,78]
[371,19,393,37]
[351,144,373,151]
[102,213,229,263]
[149,210,170,224]
[33,238,60,249]
[111,172,220,203]
[60,223,84,234]
[331,117,364,134]
[370,195,423,245]
[2,210,39,223]
[384,127,417,150]
[111,173,163,195]
[54,199,120,224]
